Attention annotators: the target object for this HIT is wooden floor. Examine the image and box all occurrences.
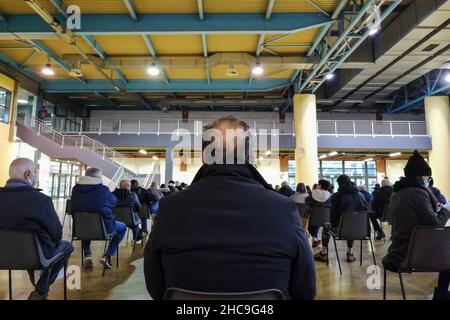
[0,201,438,300]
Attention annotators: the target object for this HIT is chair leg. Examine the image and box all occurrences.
[369,239,376,266]
[398,272,407,300]
[360,240,363,266]
[383,268,387,300]
[81,245,84,268]
[62,213,67,229]
[332,237,342,275]
[8,270,12,300]
[116,246,119,268]
[63,260,67,300]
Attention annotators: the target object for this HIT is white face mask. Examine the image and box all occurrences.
[422,176,430,188]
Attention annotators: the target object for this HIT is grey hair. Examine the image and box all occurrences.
[85,167,102,178]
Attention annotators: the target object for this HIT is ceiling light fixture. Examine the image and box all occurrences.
[445,73,450,83]
[41,63,54,76]
[389,152,401,157]
[369,27,379,36]
[147,62,160,76]
[319,154,327,159]
[17,99,29,104]
[325,73,334,80]
[328,151,338,156]
[152,155,158,161]
[265,150,272,156]
[364,157,374,162]
[252,62,264,76]
[139,149,148,155]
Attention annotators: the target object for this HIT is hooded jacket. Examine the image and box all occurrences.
[144,164,316,300]
[382,177,450,267]
[71,176,117,234]
[0,179,62,258]
[113,188,141,213]
[330,179,367,227]
[306,189,332,209]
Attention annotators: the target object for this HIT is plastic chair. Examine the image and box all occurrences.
[0,229,68,300]
[163,288,285,300]
[329,211,376,275]
[309,206,330,227]
[61,199,72,230]
[113,206,141,249]
[295,203,307,219]
[71,212,118,277]
[383,226,450,300]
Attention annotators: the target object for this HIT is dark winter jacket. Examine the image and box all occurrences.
[113,188,141,213]
[330,182,367,227]
[371,186,393,218]
[131,186,157,206]
[279,185,295,197]
[71,176,117,234]
[0,179,62,259]
[383,177,450,267]
[144,164,316,300]
[305,189,332,209]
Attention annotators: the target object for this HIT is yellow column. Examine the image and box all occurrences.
[293,94,319,187]
[425,96,450,198]
[0,72,16,185]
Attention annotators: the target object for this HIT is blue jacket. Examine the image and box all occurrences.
[0,179,62,258]
[71,176,117,234]
[431,187,447,205]
[144,164,316,300]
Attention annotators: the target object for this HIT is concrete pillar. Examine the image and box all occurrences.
[425,96,450,198]
[165,146,173,183]
[293,94,319,187]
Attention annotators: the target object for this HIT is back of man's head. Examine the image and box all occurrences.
[9,158,35,180]
[281,181,289,188]
[85,167,102,178]
[120,179,131,190]
[131,179,139,189]
[202,116,251,164]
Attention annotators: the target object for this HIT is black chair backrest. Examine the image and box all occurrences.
[163,288,285,300]
[138,203,150,220]
[295,203,307,218]
[0,229,41,270]
[309,206,330,227]
[337,211,370,240]
[403,226,450,272]
[72,212,108,241]
[113,207,136,227]
[65,199,72,215]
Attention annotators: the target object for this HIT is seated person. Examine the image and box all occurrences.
[305,179,332,248]
[371,178,393,240]
[0,158,74,300]
[144,116,316,300]
[131,179,157,234]
[315,175,367,263]
[382,151,450,300]
[113,179,143,242]
[71,167,126,269]
[279,181,295,197]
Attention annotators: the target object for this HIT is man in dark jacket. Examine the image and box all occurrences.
[113,179,143,242]
[279,181,295,197]
[371,178,393,240]
[315,174,367,263]
[131,179,157,234]
[0,158,73,300]
[144,116,316,300]
[71,167,126,269]
[382,151,450,300]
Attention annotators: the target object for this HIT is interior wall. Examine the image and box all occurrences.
[0,72,15,185]
[385,159,408,183]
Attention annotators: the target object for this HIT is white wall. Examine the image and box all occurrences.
[386,159,408,183]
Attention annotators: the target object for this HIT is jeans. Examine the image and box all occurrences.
[131,212,142,240]
[28,240,74,295]
[82,221,126,257]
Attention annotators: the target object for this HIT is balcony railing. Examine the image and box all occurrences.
[53,118,429,138]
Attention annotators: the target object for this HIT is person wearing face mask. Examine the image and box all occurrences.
[382,150,450,300]
[0,158,74,300]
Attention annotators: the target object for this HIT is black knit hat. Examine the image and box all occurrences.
[336,174,351,186]
[404,150,431,177]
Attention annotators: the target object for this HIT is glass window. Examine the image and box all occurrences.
[344,161,365,176]
[321,161,343,176]
[0,87,11,124]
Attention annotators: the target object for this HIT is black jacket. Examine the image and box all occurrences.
[330,181,367,227]
[383,177,450,267]
[278,185,295,197]
[131,186,157,205]
[371,186,393,218]
[144,164,316,300]
[113,188,141,213]
[0,181,62,258]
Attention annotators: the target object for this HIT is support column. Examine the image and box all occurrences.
[165,146,173,184]
[0,72,16,185]
[293,94,319,187]
[425,96,450,198]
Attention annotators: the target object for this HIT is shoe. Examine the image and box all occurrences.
[27,290,48,300]
[346,253,356,263]
[314,251,328,262]
[101,255,113,269]
[433,288,450,300]
[376,231,386,240]
[312,240,321,248]
[84,256,93,269]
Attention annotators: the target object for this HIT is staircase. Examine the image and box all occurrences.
[16,118,134,189]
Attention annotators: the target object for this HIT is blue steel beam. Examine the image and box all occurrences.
[41,79,290,93]
[389,84,450,113]
[142,35,170,83]
[122,0,138,21]
[0,13,332,37]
